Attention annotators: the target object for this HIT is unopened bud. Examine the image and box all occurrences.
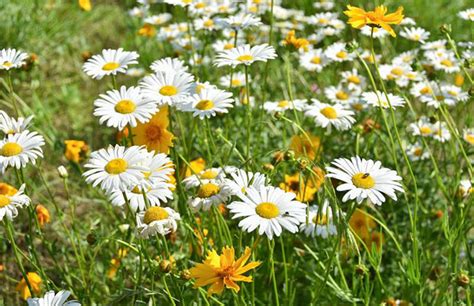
[180,269,191,280]
[57,166,68,178]
[439,24,451,34]
[457,273,470,287]
[263,163,274,172]
[160,260,173,273]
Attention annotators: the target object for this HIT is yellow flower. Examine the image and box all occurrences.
[138,24,156,37]
[132,106,174,153]
[0,182,18,196]
[16,272,42,300]
[279,173,318,202]
[64,140,88,163]
[289,133,321,161]
[282,30,310,52]
[190,246,261,296]
[349,209,376,241]
[183,157,206,178]
[78,0,92,11]
[344,5,404,37]
[35,204,50,228]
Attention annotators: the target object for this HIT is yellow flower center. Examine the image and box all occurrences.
[105,158,128,174]
[413,34,421,41]
[195,2,206,8]
[200,169,218,180]
[0,195,11,208]
[255,202,280,219]
[312,213,328,225]
[1,142,23,157]
[391,67,404,76]
[278,100,289,108]
[420,126,432,135]
[237,54,254,62]
[102,62,120,71]
[465,134,474,145]
[159,85,178,96]
[335,91,348,100]
[320,106,337,119]
[197,183,220,198]
[224,43,234,50]
[182,0,192,3]
[447,90,458,97]
[347,75,360,84]
[319,18,328,24]
[311,56,321,64]
[143,206,169,224]
[115,99,136,114]
[3,61,13,68]
[414,148,423,156]
[440,59,453,67]
[145,125,162,141]
[231,79,241,86]
[336,51,347,59]
[420,87,431,95]
[195,100,214,110]
[203,20,214,27]
[352,173,375,189]
[131,186,142,194]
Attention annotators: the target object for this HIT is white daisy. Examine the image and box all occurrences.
[194,81,218,94]
[214,44,277,68]
[0,48,28,70]
[308,12,338,27]
[305,100,355,131]
[219,72,248,88]
[458,180,473,198]
[299,49,328,72]
[227,186,306,240]
[194,17,217,31]
[340,69,365,91]
[400,27,430,43]
[83,145,148,192]
[144,13,172,26]
[108,181,173,212]
[263,99,307,114]
[163,0,193,7]
[93,86,157,130]
[426,52,460,73]
[439,84,469,106]
[410,81,437,106]
[393,50,418,66]
[83,48,139,79]
[188,180,231,212]
[181,87,234,119]
[150,57,189,74]
[0,130,44,173]
[300,200,338,238]
[360,26,390,38]
[463,128,474,145]
[324,85,358,104]
[0,111,33,135]
[406,142,429,161]
[224,169,266,196]
[458,8,474,21]
[432,121,451,142]
[140,71,195,107]
[324,42,354,63]
[182,167,230,189]
[326,156,404,205]
[215,13,262,30]
[408,117,435,137]
[362,91,405,109]
[379,63,420,87]
[136,206,180,238]
[0,184,30,221]
[27,290,80,306]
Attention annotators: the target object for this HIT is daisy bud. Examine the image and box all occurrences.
[35,204,51,227]
[159,259,173,273]
[180,269,191,280]
[284,150,295,161]
[57,165,68,178]
[81,50,92,62]
[273,111,283,120]
[457,273,470,287]
[263,163,274,171]
[347,40,358,52]
[439,24,451,34]
[118,224,130,233]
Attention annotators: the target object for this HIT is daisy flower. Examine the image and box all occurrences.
[83,145,147,192]
[140,71,195,106]
[309,12,338,27]
[400,27,430,43]
[362,91,405,109]
[326,156,404,205]
[219,72,248,88]
[136,206,180,238]
[225,169,266,196]
[215,13,262,30]
[379,63,420,87]
[263,99,307,114]
[458,180,473,198]
[305,100,355,131]
[0,111,33,135]
[83,48,139,79]
[150,57,189,74]
[340,69,365,91]
[439,84,468,106]
[144,13,172,26]
[432,121,451,142]
[163,0,193,7]
[214,44,277,68]
[410,81,436,105]
[0,184,30,221]
[0,130,44,173]
[325,42,355,63]
[360,25,390,38]
[108,181,173,212]
[324,85,358,104]
[182,167,230,188]
[194,17,217,31]
[299,49,328,72]
[408,117,434,137]
[93,86,157,130]
[0,48,28,70]
[426,52,460,73]
[181,87,234,119]
[406,142,429,161]
[188,180,231,212]
[463,128,474,145]
[458,8,474,21]
[300,200,338,238]
[27,290,80,306]
[227,186,306,239]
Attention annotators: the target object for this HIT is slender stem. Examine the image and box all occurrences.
[268,238,280,306]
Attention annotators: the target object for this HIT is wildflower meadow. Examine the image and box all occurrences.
[1,0,473,305]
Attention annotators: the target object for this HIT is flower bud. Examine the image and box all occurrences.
[457,272,470,287]
[180,269,191,280]
[57,165,68,178]
[439,24,451,34]
[160,259,173,273]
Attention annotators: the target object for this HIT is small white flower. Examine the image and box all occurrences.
[136,206,180,238]
[0,48,28,70]
[340,69,365,91]
[362,91,405,109]
[215,13,262,30]
[458,180,473,198]
[150,57,189,74]
[188,180,231,212]
[300,200,338,238]
[219,72,248,88]
[214,44,277,68]
[305,100,355,131]
[263,99,307,114]
[299,49,328,72]
[0,130,44,173]
[0,111,34,135]
[140,70,195,107]
[406,142,429,161]
[0,184,30,221]
[458,8,474,21]
[181,87,234,119]
[400,27,430,43]
[325,42,354,63]
[27,290,80,306]
[83,48,139,79]
[408,117,434,137]
[431,121,451,142]
[360,26,390,38]
[324,85,358,104]
[144,13,172,26]
[463,128,474,145]
[224,169,266,196]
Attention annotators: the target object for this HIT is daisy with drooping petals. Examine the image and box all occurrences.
[83,145,147,192]
[140,71,195,107]
[228,186,306,239]
[27,290,80,306]
[344,5,404,37]
[150,57,188,74]
[305,101,355,131]
[136,206,180,238]
[362,91,405,109]
[431,121,451,143]
[225,169,266,196]
[83,48,139,79]
[300,200,338,238]
[189,246,261,296]
[181,87,234,119]
[0,130,44,173]
[0,111,34,135]
[263,99,307,114]
[326,156,404,205]
[214,44,277,68]
[0,48,28,70]
[0,184,30,221]
[93,86,158,130]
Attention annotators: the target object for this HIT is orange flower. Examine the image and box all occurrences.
[344,5,404,37]
[64,140,88,163]
[35,204,50,227]
[282,30,310,51]
[289,133,321,161]
[138,24,156,37]
[189,246,261,295]
[0,182,18,196]
[279,173,318,202]
[16,272,42,300]
[132,106,174,153]
[349,209,376,241]
[78,0,92,11]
